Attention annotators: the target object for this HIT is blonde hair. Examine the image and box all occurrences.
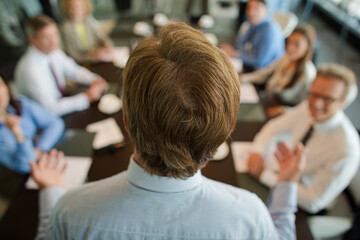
[61,0,93,16]
[317,63,356,99]
[123,22,240,179]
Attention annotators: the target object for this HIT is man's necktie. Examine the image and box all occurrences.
[300,125,314,146]
[49,63,66,96]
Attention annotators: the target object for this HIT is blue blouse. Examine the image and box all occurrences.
[0,96,65,173]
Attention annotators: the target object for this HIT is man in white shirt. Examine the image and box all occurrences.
[248,63,360,213]
[30,23,303,239]
[14,14,107,116]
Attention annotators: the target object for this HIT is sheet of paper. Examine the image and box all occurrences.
[240,83,260,103]
[86,118,124,149]
[230,57,243,73]
[112,47,130,68]
[98,47,130,67]
[25,156,91,190]
[231,141,253,173]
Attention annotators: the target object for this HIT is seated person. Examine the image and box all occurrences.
[0,75,64,174]
[14,14,108,116]
[221,0,285,72]
[31,23,302,239]
[240,24,317,117]
[247,63,360,213]
[61,0,113,63]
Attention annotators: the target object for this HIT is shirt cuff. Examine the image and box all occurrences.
[75,93,90,111]
[260,168,278,188]
[40,187,66,212]
[267,182,298,213]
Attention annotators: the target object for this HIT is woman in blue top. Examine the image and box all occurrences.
[0,75,65,173]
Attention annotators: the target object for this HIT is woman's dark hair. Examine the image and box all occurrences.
[0,75,22,115]
[285,24,316,89]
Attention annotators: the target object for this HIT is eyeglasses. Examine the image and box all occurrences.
[308,92,343,104]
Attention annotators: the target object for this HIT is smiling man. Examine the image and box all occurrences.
[14,14,108,116]
[247,63,360,213]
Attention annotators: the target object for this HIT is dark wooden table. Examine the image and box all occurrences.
[0,62,313,240]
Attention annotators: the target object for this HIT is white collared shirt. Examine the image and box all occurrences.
[253,101,360,213]
[38,158,298,239]
[14,46,98,116]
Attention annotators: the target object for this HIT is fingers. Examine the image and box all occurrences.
[29,161,38,176]
[53,150,64,170]
[276,141,292,159]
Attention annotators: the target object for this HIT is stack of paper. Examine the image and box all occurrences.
[240,83,260,103]
[230,141,253,173]
[86,118,124,150]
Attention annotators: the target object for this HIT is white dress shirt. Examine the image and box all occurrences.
[14,46,98,116]
[37,158,298,240]
[252,101,360,213]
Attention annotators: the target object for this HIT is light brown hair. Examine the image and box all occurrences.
[61,0,93,17]
[25,14,55,37]
[316,63,356,99]
[123,23,240,179]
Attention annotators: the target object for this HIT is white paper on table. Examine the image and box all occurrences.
[86,118,124,149]
[230,57,243,73]
[25,156,91,189]
[240,83,260,103]
[98,47,130,67]
[112,47,130,68]
[231,141,253,173]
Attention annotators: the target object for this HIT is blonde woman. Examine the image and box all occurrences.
[61,0,113,63]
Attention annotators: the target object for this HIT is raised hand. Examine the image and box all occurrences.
[29,149,67,189]
[275,141,306,183]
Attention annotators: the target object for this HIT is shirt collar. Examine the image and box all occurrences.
[126,157,202,193]
[29,46,57,62]
[314,110,344,131]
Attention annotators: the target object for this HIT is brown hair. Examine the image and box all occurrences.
[61,0,93,17]
[285,24,316,88]
[123,22,240,179]
[25,14,56,37]
[316,63,356,99]
[0,75,21,115]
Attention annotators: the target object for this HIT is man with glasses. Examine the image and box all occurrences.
[247,63,360,214]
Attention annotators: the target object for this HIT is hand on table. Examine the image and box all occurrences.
[275,141,306,183]
[85,78,108,102]
[29,149,67,189]
[220,43,239,58]
[267,106,285,118]
[247,153,264,179]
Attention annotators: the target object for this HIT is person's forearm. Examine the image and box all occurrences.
[267,182,298,240]
[36,187,66,240]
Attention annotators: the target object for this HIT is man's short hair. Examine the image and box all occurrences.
[317,63,356,99]
[25,14,55,37]
[123,23,240,179]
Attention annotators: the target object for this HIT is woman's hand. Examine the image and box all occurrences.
[6,114,25,142]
